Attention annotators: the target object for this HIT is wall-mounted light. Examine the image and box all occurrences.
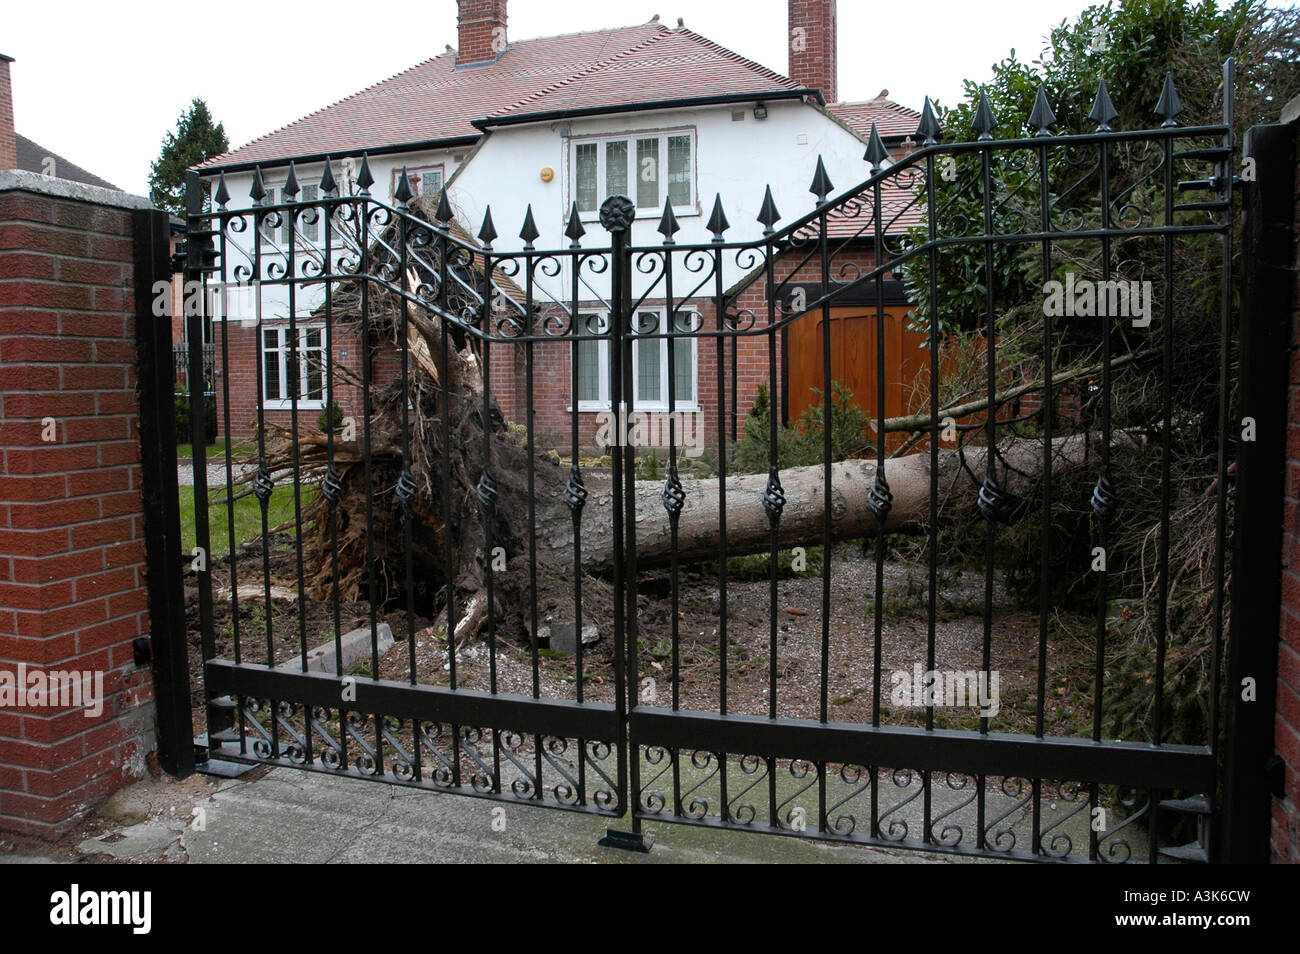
[753,102,768,120]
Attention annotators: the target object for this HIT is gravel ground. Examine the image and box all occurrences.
[176,460,255,487]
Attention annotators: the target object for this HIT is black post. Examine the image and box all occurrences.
[1218,120,1296,862]
[597,195,651,852]
[133,207,195,777]
[183,170,220,749]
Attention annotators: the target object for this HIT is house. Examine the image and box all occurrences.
[195,0,924,451]
[1,54,122,192]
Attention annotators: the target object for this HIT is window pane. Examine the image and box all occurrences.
[576,313,602,403]
[636,138,659,208]
[636,312,661,403]
[411,167,442,197]
[286,331,300,399]
[605,140,628,200]
[301,184,319,242]
[260,189,277,244]
[281,186,294,244]
[262,330,281,400]
[667,135,691,207]
[304,328,324,400]
[575,144,598,212]
[673,336,693,403]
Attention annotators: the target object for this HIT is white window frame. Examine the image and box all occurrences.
[574,308,698,412]
[570,128,696,221]
[391,164,444,201]
[259,183,321,246]
[261,324,328,410]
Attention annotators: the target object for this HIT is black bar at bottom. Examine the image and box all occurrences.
[205,660,620,742]
[631,708,1214,790]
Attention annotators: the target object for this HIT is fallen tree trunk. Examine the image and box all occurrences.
[534,432,1126,570]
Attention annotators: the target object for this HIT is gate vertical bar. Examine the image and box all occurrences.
[1218,116,1295,863]
[599,196,638,848]
[184,171,218,751]
[135,203,195,776]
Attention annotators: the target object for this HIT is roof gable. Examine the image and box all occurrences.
[15,134,120,191]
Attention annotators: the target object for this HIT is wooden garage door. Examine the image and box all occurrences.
[787,305,929,430]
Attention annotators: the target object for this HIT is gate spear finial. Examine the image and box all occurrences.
[519,204,540,249]
[318,159,337,198]
[658,196,681,244]
[706,194,729,242]
[565,202,586,247]
[214,171,230,210]
[1154,72,1185,127]
[809,156,833,206]
[249,165,266,204]
[355,154,375,194]
[1088,78,1119,132]
[915,97,941,146]
[1028,87,1057,137]
[478,206,498,249]
[972,92,997,141]
[863,122,889,171]
[283,161,300,199]
[393,166,413,207]
[756,185,780,235]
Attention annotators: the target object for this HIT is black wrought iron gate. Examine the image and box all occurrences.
[172,60,1276,862]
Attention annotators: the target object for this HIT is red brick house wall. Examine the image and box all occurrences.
[0,172,158,838]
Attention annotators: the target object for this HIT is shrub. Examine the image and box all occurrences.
[317,400,345,433]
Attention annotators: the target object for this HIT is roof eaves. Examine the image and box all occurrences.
[474,88,823,130]
[194,134,482,178]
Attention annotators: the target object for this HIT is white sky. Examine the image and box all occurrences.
[6,0,1135,195]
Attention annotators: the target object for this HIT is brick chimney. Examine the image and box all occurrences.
[788,0,837,104]
[0,54,16,171]
[457,0,508,66]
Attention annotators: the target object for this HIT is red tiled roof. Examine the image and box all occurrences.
[820,97,925,237]
[825,174,925,237]
[201,23,663,168]
[826,97,922,140]
[483,28,803,123]
[202,22,808,169]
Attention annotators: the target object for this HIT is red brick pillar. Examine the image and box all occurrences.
[0,171,161,838]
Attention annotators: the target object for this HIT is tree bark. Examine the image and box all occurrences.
[532,433,1119,571]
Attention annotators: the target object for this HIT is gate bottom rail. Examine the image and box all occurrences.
[629,708,1214,789]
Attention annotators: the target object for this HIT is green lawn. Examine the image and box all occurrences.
[180,484,316,560]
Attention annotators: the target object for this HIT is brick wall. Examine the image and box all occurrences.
[1275,118,1300,864]
[0,171,158,838]
[788,0,837,104]
[456,0,507,66]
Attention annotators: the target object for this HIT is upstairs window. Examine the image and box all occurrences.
[572,130,694,217]
[392,164,444,201]
[260,183,320,245]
